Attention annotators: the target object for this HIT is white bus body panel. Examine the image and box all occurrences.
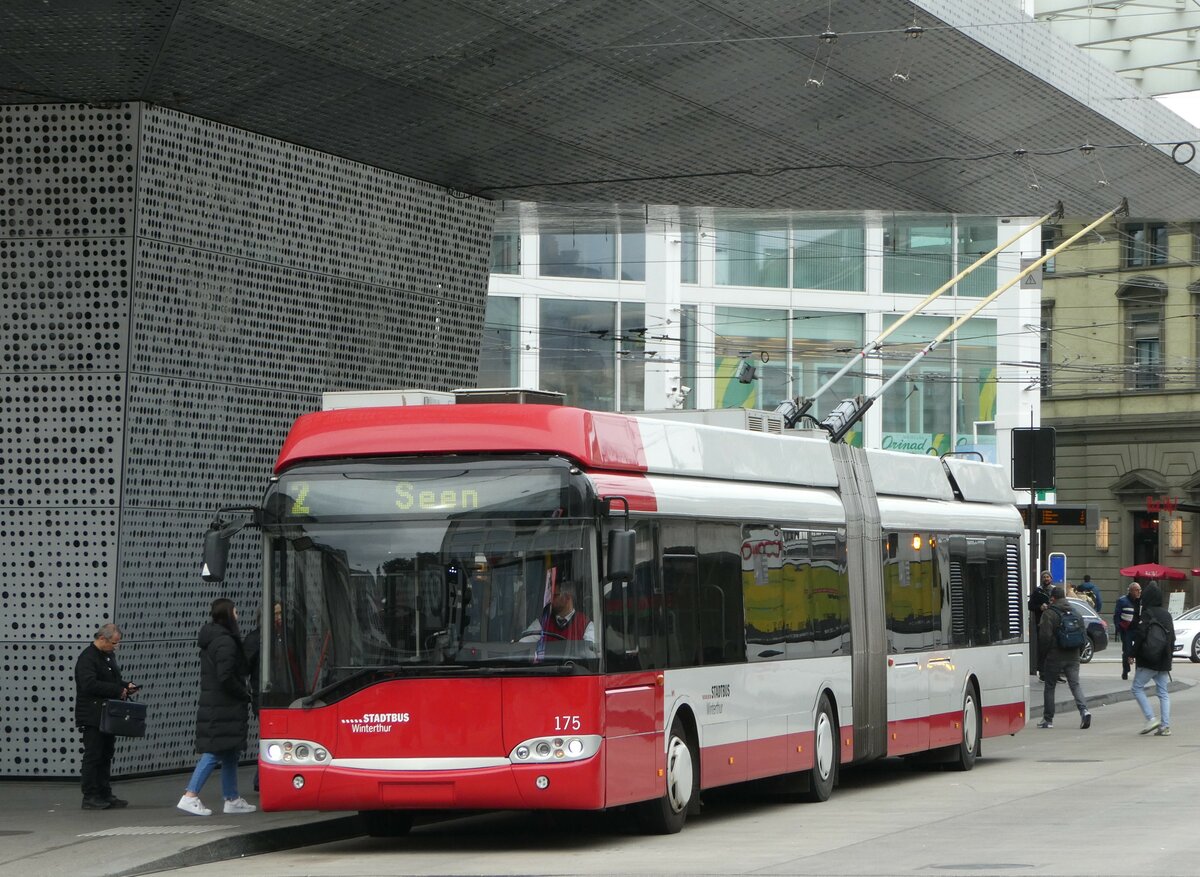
[634,416,840,488]
[662,657,853,787]
[877,497,1023,536]
[642,474,846,525]
[866,450,955,501]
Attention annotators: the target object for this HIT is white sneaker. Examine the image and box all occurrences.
[1140,718,1161,735]
[176,795,211,816]
[223,797,256,814]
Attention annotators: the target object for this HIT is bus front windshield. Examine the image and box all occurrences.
[259,460,599,707]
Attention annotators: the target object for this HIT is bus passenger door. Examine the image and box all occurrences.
[604,672,661,806]
[603,520,664,807]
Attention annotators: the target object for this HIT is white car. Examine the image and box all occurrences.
[1171,611,1200,663]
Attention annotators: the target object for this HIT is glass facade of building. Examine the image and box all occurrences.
[883,217,998,298]
[484,210,1019,456]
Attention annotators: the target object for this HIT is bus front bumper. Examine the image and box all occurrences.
[259,753,608,812]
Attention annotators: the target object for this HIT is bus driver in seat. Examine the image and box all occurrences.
[521,580,595,644]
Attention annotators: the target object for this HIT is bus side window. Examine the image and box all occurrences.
[810,529,851,657]
[604,577,637,671]
[945,536,969,646]
[663,554,701,668]
[633,520,665,668]
[943,535,1020,647]
[698,522,744,664]
[604,520,665,671]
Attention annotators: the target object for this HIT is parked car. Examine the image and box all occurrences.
[1171,611,1200,663]
[1067,597,1108,663]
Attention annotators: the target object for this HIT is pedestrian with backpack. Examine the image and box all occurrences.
[1129,581,1174,736]
[1076,574,1102,612]
[1036,590,1094,734]
[1037,586,1092,729]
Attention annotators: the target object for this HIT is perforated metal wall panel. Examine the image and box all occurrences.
[0,103,494,778]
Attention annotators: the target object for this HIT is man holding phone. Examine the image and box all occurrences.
[74,623,138,810]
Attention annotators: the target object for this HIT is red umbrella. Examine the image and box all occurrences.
[1118,562,1188,580]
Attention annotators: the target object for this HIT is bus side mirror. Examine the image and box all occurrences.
[202,512,256,582]
[202,525,233,583]
[607,529,635,582]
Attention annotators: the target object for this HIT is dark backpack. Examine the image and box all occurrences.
[1054,605,1087,649]
[1137,614,1173,664]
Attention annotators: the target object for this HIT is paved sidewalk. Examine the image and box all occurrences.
[1,660,1189,877]
[0,766,361,877]
[1028,657,1193,720]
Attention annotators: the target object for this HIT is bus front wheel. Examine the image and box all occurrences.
[637,718,697,834]
[803,694,837,802]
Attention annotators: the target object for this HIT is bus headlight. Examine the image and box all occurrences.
[509,735,601,764]
[261,739,332,766]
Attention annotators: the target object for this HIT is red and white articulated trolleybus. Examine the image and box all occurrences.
[202,393,1027,836]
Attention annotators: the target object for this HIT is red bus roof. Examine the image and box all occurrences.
[275,404,649,474]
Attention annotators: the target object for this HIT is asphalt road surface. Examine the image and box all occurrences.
[167,659,1200,877]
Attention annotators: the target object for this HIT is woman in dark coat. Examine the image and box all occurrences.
[176,598,257,816]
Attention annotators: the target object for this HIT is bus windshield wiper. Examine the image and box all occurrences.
[466,658,589,674]
[302,662,470,706]
[303,665,403,706]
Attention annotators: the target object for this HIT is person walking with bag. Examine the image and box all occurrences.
[1036,587,1092,730]
[177,598,256,816]
[75,623,138,810]
[1076,574,1102,612]
[1129,581,1175,736]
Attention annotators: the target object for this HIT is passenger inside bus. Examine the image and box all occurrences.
[521,580,595,644]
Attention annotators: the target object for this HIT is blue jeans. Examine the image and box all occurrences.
[1131,666,1170,727]
[185,750,240,800]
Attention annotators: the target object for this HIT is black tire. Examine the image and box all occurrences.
[1080,639,1093,663]
[1190,633,1200,664]
[803,694,837,802]
[360,810,413,837]
[948,685,981,772]
[636,717,697,834]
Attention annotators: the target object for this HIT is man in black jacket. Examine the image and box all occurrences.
[1037,587,1092,730]
[75,623,137,810]
[1028,571,1054,669]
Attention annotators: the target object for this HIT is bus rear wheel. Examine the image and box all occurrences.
[360,810,413,837]
[803,694,837,802]
[948,686,981,772]
[637,718,697,834]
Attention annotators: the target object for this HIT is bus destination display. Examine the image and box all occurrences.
[272,470,568,520]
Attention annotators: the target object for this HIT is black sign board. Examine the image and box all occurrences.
[1018,505,1097,528]
[1011,427,1055,490]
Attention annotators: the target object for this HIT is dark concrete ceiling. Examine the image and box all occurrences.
[4,0,1200,218]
